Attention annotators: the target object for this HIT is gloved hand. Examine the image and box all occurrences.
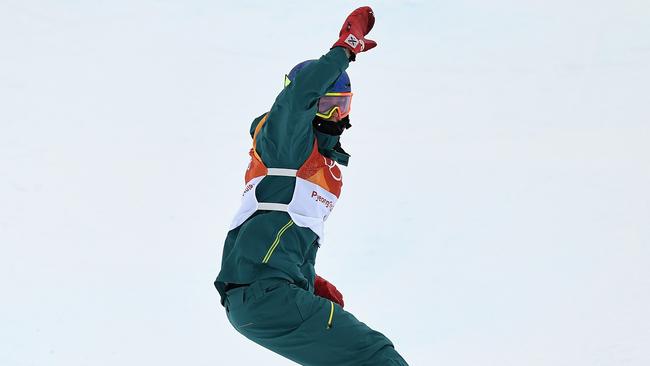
[332,6,377,60]
[314,275,345,308]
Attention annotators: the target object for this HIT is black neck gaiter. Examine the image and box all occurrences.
[313,117,352,166]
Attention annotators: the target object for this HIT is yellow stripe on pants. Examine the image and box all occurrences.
[327,301,335,329]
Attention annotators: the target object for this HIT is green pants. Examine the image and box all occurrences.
[224,279,408,366]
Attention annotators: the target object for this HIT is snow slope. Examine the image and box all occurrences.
[1,1,649,365]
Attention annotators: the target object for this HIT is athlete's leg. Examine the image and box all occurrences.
[224,280,408,366]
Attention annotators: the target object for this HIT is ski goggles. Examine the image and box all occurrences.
[316,92,353,120]
[284,75,352,121]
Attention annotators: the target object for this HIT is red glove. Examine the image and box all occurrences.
[314,275,345,308]
[332,6,377,60]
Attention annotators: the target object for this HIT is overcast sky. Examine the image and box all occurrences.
[1,1,649,365]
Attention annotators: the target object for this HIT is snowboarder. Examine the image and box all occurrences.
[215,7,408,365]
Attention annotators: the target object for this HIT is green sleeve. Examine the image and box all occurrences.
[249,113,267,138]
[254,47,350,169]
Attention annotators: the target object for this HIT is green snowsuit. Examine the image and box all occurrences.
[215,47,408,366]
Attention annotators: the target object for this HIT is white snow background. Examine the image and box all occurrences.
[1,1,649,365]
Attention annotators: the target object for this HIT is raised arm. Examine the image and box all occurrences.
[283,47,351,114]
[254,7,377,167]
[282,6,376,114]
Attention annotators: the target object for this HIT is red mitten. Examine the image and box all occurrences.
[332,6,377,59]
[314,275,345,308]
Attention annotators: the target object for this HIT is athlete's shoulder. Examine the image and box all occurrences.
[249,112,269,138]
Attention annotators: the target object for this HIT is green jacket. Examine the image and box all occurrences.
[215,48,350,304]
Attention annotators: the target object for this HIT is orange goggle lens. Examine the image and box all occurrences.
[316,92,353,120]
[285,75,352,121]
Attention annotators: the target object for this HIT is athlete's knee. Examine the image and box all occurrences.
[363,344,409,366]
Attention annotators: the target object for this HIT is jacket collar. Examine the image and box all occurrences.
[314,130,350,166]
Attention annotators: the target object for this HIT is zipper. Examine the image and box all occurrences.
[262,219,294,263]
[326,301,335,329]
